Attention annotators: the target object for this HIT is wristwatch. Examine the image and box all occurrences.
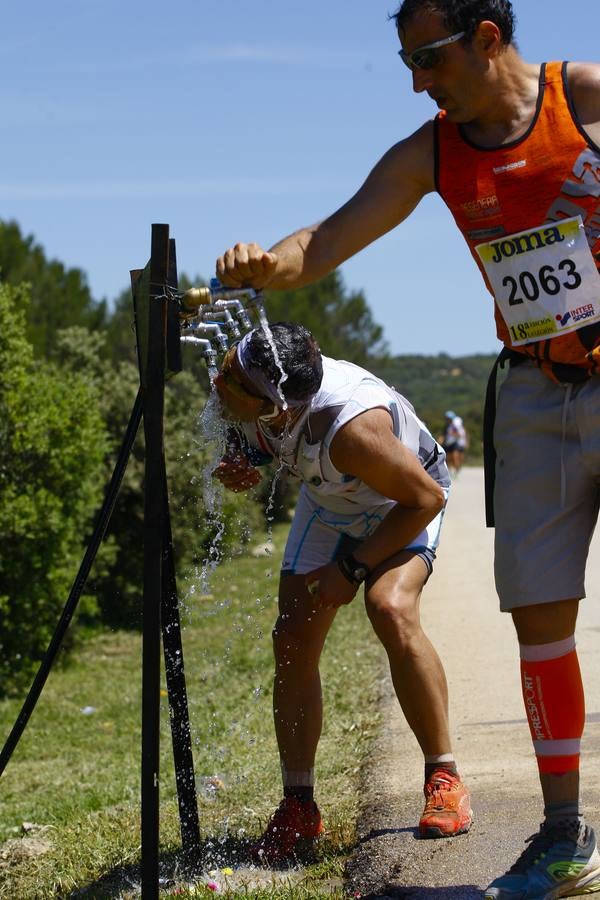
[338,552,371,587]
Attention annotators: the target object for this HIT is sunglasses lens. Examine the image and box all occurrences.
[413,48,439,69]
[398,46,442,70]
[399,50,413,69]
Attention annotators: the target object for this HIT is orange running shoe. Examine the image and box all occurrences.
[418,769,473,838]
[250,797,324,864]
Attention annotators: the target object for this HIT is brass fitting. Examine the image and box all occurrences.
[180,286,212,315]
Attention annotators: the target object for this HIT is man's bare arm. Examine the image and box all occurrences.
[328,407,445,573]
[568,62,600,145]
[216,121,436,290]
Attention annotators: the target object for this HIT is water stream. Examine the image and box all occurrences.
[182,306,296,872]
[196,387,229,593]
[254,302,288,409]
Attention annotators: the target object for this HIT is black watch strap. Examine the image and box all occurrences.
[337,553,371,587]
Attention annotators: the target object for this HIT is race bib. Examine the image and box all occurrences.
[475,215,600,346]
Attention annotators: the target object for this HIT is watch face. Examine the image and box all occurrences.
[338,554,369,586]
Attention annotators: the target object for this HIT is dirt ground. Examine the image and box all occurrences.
[345,467,600,899]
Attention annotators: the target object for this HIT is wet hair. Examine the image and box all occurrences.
[246,322,323,404]
[392,0,516,46]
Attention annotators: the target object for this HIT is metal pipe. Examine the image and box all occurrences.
[180,278,264,317]
[180,286,212,314]
[213,299,253,332]
[201,309,241,341]
[180,335,219,367]
[183,322,228,354]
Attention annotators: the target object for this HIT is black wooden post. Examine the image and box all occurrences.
[160,463,202,863]
[141,223,170,897]
[160,238,201,863]
[135,227,202,893]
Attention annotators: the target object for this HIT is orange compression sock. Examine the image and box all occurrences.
[519,635,585,775]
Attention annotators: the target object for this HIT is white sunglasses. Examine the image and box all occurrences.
[398,31,466,70]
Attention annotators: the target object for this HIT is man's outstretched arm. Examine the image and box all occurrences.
[215,121,436,291]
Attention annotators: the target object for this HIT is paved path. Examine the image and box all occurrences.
[346,467,600,898]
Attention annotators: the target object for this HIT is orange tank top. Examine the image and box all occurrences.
[436,61,600,382]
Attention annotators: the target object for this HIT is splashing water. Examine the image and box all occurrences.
[184,304,292,798]
[198,389,226,511]
[255,303,289,410]
[197,387,229,592]
[251,303,298,541]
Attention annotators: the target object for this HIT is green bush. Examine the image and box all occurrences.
[0,219,107,359]
[0,285,107,693]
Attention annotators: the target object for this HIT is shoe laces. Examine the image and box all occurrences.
[425,773,456,795]
[507,822,580,874]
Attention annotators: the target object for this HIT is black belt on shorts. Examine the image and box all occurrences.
[483,348,527,528]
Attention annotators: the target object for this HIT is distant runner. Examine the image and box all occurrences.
[442,410,468,477]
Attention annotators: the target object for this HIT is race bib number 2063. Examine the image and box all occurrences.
[475,215,600,346]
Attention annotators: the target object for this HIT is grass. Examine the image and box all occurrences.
[0,522,384,898]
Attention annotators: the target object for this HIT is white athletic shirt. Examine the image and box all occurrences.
[445,416,467,449]
[238,356,449,515]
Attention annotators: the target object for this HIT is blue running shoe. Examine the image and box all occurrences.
[484,822,600,899]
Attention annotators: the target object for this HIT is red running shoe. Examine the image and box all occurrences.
[419,769,472,838]
[251,797,324,864]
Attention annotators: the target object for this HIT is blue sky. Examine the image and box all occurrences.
[1,0,596,355]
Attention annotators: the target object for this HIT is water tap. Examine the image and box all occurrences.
[213,299,253,333]
[201,309,241,341]
[179,336,218,372]
[184,321,229,354]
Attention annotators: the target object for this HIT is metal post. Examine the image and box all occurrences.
[141,223,170,897]
[160,463,202,863]
[160,238,201,863]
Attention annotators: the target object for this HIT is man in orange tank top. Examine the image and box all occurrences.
[214,2,600,896]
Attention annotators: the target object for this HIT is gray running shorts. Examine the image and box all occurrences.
[494,361,600,611]
[281,485,446,577]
